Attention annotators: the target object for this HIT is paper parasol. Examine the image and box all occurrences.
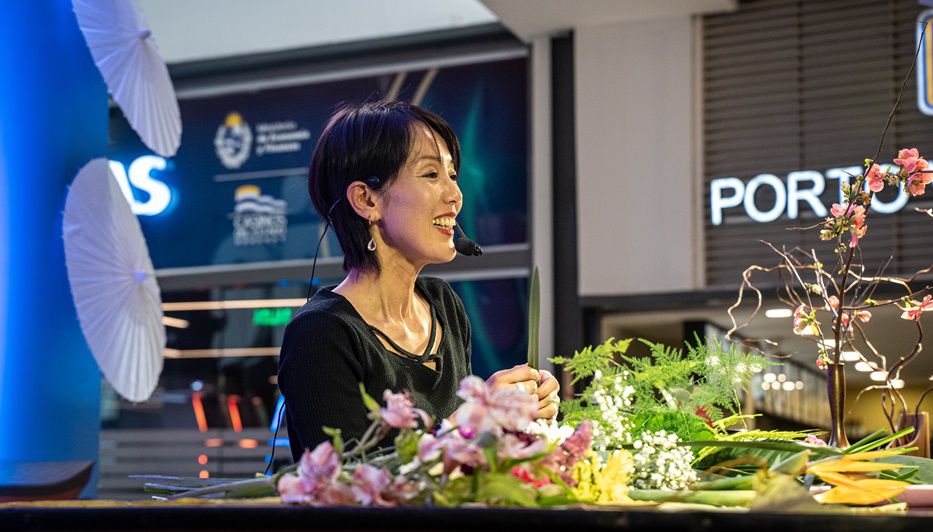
[64,158,165,402]
[72,0,181,157]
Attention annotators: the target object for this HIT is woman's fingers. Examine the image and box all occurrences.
[535,369,559,400]
[534,402,559,420]
[486,364,540,391]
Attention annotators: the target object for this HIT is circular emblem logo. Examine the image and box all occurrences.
[214,112,252,169]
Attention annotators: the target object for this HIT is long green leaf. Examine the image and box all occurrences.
[682,439,842,457]
[527,266,540,370]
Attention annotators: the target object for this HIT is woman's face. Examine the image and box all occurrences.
[375,127,462,269]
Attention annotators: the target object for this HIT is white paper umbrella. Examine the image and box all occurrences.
[72,0,181,157]
[64,158,165,402]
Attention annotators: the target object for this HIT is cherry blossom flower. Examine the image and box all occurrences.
[849,224,867,248]
[900,294,933,321]
[380,390,431,430]
[866,163,885,192]
[793,304,818,336]
[894,148,925,174]
[906,164,932,196]
[855,310,872,323]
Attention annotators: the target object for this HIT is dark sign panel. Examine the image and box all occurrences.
[109,57,528,269]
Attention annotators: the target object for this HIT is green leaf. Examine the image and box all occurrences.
[393,429,419,464]
[879,455,933,484]
[527,266,540,371]
[323,426,344,454]
[359,383,380,414]
[683,439,841,457]
[629,411,715,444]
[477,472,538,507]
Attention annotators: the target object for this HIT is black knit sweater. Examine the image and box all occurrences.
[277,277,472,462]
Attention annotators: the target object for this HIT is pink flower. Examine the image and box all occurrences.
[849,224,867,248]
[379,390,431,430]
[318,482,356,506]
[839,312,850,328]
[455,376,538,434]
[830,204,866,227]
[816,358,826,370]
[297,441,341,495]
[540,420,593,486]
[906,163,933,196]
[900,294,933,321]
[442,434,486,468]
[351,464,392,506]
[866,163,885,192]
[894,148,924,174]
[498,433,548,460]
[855,310,872,323]
[825,296,839,310]
[417,433,443,462]
[277,474,311,504]
[382,475,421,505]
[804,434,828,447]
[793,304,815,335]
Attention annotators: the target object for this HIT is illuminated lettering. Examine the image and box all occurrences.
[710,166,911,224]
[743,174,786,223]
[107,156,172,216]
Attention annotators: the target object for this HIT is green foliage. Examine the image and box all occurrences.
[359,383,380,414]
[694,428,816,465]
[393,429,419,465]
[550,398,601,429]
[629,411,715,444]
[549,337,632,384]
[323,426,345,454]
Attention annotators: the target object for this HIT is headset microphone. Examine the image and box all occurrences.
[454,225,483,256]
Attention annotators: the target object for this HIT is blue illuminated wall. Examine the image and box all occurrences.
[0,1,106,497]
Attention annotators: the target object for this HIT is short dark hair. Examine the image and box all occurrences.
[308,101,461,274]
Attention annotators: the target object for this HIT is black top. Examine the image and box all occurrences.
[277,277,472,462]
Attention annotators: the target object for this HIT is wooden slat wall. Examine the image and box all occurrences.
[98,428,277,500]
[704,0,933,287]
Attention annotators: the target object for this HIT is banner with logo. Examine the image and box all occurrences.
[109,57,528,269]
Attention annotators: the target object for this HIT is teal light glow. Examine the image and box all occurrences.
[0,1,107,497]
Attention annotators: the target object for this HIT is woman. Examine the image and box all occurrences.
[278,101,559,462]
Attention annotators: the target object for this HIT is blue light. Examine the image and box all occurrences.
[0,1,106,498]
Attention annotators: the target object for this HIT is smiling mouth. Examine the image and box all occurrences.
[432,216,456,233]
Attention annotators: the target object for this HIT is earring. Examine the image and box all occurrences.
[367,238,376,252]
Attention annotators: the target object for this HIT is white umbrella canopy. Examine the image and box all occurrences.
[64,158,165,403]
[72,0,181,157]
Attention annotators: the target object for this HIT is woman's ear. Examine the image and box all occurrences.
[345,180,381,221]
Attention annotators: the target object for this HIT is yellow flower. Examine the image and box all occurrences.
[572,450,634,503]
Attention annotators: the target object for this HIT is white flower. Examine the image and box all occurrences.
[630,430,698,490]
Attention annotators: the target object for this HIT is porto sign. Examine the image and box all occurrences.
[709,165,909,226]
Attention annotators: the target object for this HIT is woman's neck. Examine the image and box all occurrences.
[334,261,423,323]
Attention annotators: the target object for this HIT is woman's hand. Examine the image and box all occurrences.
[485,364,560,420]
[534,369,559,420]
